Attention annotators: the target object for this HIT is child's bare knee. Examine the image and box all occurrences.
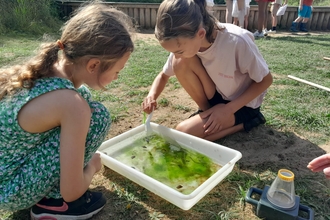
[176,121,190,133]
[173,58,191,75]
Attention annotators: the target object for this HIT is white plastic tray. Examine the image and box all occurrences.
[98,122,242,210]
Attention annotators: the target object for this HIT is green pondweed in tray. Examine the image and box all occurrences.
[112,133,221,195]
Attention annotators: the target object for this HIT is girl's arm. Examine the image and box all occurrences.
[226,34,273,115]
[143,71,170,114]
[58,90,99,202]
[201,34,272,134]
[18,89,99,202]
[225,72,273,115]
[201,72,272,134]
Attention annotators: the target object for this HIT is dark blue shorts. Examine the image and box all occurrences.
[208,91,261,126]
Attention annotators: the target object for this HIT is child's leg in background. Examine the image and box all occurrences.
[226,0,233,23]
[272,3,280,27]
[233,17,239,25]
[232,0,239,25]
[1,86,110,211]
[237,0,246,28]
[244,6,250,29]
[256,1,269,33]
[291,5,310,32]
[244,0,251,29]
[292,5,305,25]
[269,2,280,33]
[232,0,245,27]
[263,2,270,31]
[300,5,312,31]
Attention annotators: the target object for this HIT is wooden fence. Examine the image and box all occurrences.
[56,1,330,31]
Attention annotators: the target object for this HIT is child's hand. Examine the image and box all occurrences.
[201,104,235,134]
[307,154,330,179]
[89,153,102,174]
[142,96,157,114]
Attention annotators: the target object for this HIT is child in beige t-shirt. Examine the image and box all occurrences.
[143,0,273,141]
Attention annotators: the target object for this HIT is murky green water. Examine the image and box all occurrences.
[112,134,221,195]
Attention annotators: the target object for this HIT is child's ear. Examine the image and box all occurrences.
[86,58,101,74]
[197,28,206,39]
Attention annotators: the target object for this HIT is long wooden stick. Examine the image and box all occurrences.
[324,57,330,61]
[287,75,330,92]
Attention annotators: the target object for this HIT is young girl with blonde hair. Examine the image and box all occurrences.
[0,2,134,219]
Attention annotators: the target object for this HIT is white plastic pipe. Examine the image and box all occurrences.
[288,75,330,92]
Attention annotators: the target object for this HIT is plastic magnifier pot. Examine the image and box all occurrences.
[267,169,296,209]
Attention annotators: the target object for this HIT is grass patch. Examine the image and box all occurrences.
[0,33,59,67]
[0,0,61,35]
[255,35,330,144]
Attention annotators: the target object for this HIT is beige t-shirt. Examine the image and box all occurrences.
[162,23,269,109]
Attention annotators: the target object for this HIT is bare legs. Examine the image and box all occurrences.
[233,0,245,28]
[174,56,215,111]
[244,7,250,29]
[294,17,309,23]
[237,0,245,28]
[257,1,269,33]
[226,0,233,23]
[271,3,280,28]
[177,116,243,141]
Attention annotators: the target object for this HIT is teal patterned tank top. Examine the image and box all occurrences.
[0,77,78,182]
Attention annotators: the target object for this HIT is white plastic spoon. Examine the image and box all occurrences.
[145,110,153,135]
